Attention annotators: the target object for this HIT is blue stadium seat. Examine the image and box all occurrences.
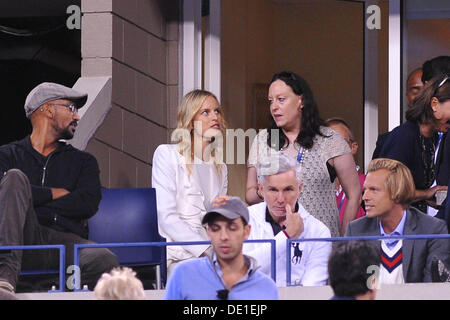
[88,188,166,288]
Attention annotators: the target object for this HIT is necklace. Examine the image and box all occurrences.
[280,142,307,165]
[419,133,436,189]
[296,147,307,165]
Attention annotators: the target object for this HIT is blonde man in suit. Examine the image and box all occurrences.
[345,158,450,283]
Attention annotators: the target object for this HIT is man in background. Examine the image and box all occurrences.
[325,118,366,225]
[328,240,380,300]
[372,68,423,159]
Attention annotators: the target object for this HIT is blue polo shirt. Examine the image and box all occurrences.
[379,210,407,249]
[164,254,279,300]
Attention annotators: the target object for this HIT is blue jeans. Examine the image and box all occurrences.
[0,169,119,290]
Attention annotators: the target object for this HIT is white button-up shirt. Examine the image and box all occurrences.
[243,202,331,287]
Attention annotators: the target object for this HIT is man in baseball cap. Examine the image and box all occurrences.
[202,195,250,225]
[0,83,118,297]
[165,195,278,300]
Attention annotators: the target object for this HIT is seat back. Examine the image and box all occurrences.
[88,188,165,268]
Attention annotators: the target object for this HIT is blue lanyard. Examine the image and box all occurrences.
[296,147,305,163]
[338,194,345,212]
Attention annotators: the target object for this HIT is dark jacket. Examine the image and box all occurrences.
[0,136,101,238]
[379,121,440,212]
[345,207,450,283]
[379,121,438,190]
[372,131,390,160]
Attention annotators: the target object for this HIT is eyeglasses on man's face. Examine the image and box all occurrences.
[48,103,78,114]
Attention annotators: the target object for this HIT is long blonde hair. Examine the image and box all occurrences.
[171,89,227,175]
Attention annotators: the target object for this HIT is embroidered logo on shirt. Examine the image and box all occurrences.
[291,243,303,265]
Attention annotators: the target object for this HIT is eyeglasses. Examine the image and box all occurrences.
[48,103,78,114]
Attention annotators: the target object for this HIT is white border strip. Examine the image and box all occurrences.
[388,0,402,131]
[204,0,221,102]
[182,0,202,96]
[364,2,379,170]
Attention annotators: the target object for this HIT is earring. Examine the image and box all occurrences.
[41,108,44,111]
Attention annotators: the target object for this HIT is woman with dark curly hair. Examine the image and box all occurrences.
[246,71,361,237]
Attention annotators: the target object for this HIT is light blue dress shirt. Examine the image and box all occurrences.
[379,210,407,249]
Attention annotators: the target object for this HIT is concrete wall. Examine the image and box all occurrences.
[81,0,180,188]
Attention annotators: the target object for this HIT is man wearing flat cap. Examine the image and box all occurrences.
[0,82,118,298]
[165,195,278,300]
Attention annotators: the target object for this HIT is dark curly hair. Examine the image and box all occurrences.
[328,241,380,298]
[266,71,325,150]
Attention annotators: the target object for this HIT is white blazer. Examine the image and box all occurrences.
[243,202,331,287]
[151,144,227,266]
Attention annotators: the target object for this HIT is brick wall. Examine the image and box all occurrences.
[81,0,180,188]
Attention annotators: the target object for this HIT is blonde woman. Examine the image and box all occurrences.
[152,90,227,272]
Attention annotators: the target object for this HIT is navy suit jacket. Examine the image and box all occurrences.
[345,207,450,283]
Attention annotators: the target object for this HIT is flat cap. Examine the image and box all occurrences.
[24,82,88,119]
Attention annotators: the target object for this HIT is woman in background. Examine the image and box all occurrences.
[246,71,361,237]
[380,74,450,213]
[152,90,227,272]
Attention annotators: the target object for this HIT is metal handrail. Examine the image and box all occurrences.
[73,239,276,290]
[286,234,450,286]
